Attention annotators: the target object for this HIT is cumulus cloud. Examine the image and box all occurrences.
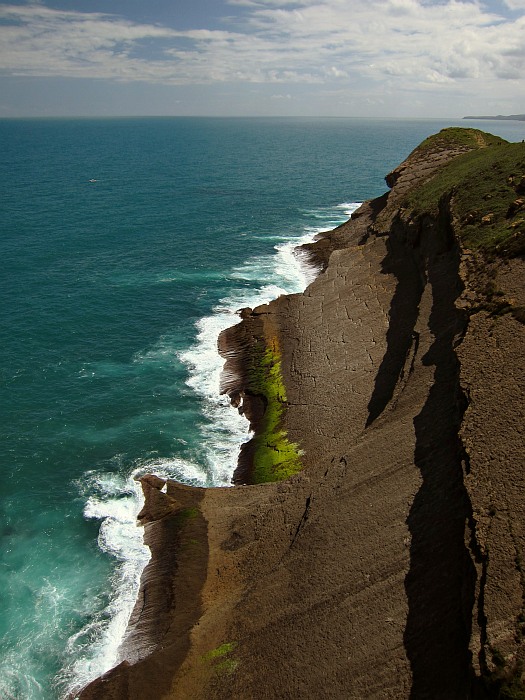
[502,0,525,9]
[0,0,523,99]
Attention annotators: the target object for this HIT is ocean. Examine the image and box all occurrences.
[1,116,524,699]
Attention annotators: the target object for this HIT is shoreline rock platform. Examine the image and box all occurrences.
[79,128,525,700]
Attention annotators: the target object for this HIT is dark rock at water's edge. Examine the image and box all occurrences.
[78,128,525,700]
[77,479,208,700]
[217,307,267,485]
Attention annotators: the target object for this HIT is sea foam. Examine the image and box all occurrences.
[60,202,360,698]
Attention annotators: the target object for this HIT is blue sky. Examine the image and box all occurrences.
[0,0,523,117]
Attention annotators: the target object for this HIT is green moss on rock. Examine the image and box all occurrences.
[201,642,239,677]
[246,338,303,483]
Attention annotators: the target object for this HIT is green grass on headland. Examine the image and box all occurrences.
[246,337,303,483]
[416,127,506,154]
[406,129,525,258]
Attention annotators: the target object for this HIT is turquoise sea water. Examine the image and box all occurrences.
[1,116,524,699]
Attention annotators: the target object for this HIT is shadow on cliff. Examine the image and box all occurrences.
[367,205,478,697]
[365,214,424,427]
[404,246,476,699]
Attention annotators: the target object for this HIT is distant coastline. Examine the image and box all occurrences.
[464,114,525,121]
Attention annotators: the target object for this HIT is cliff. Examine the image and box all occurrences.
[79,129,525,700]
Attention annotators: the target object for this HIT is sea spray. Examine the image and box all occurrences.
[4,117,522,700]
[55,469,149,699]
[56,203,360,697]
[177,219,348,485]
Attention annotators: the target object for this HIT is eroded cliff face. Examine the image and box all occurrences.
[79,130,525,700]
[459,273,525,694]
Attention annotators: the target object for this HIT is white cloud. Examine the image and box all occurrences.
[227,0,318,5]
[328,66,348,77]
[0,0,523,105]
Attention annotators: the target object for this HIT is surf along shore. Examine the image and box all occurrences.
[79,128,525,700]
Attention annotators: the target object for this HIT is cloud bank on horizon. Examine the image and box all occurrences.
[0,0,524,117]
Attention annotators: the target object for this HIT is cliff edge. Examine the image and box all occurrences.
[79,129,525,700]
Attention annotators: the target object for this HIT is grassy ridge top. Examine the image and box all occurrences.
[415,127,507,153]
[406,128,525,257]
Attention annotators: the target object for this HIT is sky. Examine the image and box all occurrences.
[0,0,524,117]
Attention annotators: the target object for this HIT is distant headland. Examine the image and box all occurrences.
[464,114,525,121]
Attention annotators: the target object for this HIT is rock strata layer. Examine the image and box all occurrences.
[79,130,525,700]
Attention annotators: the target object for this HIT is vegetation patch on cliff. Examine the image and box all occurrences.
[416,127,506,154]
[406,133,525,258]
[246,336,303,483]
[201,642,239,673]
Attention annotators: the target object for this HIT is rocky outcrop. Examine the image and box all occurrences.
[79,129,525,699]
[77,479,208,700]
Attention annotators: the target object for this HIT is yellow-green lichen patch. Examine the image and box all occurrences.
[201,642,239,676]
[247,336,303,483]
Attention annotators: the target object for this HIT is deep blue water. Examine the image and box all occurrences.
[1,116,524,698]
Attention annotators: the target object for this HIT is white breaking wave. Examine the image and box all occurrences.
[177,218,344,485]
[60,201,360,698]
[56,469,149,699]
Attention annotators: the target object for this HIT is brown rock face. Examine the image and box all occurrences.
[458,305,525,689]
[78,480,209,700]
[79,133,525,700]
